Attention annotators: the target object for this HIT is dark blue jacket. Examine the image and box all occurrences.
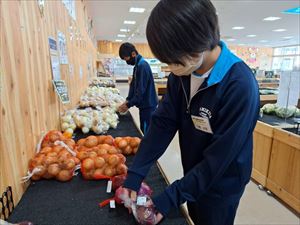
[126,55,158,109]
[124,42,260,216]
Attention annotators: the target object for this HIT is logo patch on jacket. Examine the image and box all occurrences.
[199,107,212,119]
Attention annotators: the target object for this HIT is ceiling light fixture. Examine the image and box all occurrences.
[282,36,294,39]
[232,26,245,30]
[227,38,236,42]
[273,28,286,32]
[124,20,136,25]
[129,7,145,13]
[263,16,281,21]
[238,43,246,46]
[120,28,130,32]
[115,39,123,42]
[247,34,257,37]
[259,40,268,43]
[117,34,126,37]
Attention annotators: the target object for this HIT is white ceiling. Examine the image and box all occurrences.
[86,0,300,47]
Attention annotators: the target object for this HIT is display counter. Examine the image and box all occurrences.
[266,128,300,213]
[8,114,190,225]
[252,117,300,213]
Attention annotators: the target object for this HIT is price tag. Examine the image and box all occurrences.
[106,180,112,193]
[109,200,116,209]
[136,196,147,206]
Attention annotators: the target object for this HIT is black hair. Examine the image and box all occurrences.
[146,0,220,65]
[119,42,138,59]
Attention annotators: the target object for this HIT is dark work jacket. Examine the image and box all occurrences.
[126,54,158,109]
[124,42,260,216]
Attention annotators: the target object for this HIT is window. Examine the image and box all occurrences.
[272,45,300,71]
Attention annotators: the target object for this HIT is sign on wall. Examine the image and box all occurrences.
[62,0,76,21]
[52,80,70,104]
[48,37,61,80]
[57,31,68,64]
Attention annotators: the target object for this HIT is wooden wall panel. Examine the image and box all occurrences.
[98,41,273,66]
[0,0,97,205]
[98,40,155,58]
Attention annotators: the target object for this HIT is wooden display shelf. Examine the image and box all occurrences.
[260,95,277,106]
[252,121,274,186]
[259,83,279,88]
[266,128,300,213]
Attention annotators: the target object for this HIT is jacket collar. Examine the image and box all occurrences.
[135,54,143,66]
[206,41,241,86]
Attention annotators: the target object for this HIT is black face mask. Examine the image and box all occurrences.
[126,56,136,66]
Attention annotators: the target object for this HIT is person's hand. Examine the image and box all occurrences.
[145,199,164,224]
[118,101,129,113]
[121,188,137,213]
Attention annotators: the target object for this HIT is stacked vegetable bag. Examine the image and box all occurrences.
[24,131,80,182]
[75,135,141,179]
[25,134,141,182]
[61,107,119,135]
[61,86,125,136]
[89,77,115,88]
[79,87,124,109]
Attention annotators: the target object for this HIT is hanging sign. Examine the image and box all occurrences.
[52,80,70,104]
[57,31,68,64]
[48,37,61,80]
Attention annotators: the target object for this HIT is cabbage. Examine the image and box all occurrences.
[275,106,297,118]
[262,104,277,114]
[295,108,300,117]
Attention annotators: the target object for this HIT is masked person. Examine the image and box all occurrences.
[122,1,260,225]
[118,43,158,134]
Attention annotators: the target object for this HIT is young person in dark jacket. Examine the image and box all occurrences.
[122,1,260,225]
[118,43,158,134]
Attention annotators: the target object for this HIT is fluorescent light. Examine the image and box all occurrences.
[115,39,123,42]
[282,7,300,15]
[226,38,236,42]
[273,29,286,32]
[263,16,281,21]
[259,40,268,43]
[117,34,126,37]
[232,26,245,30]
[247,34,257,37]
[282,36,293,39]
[238,43,245,46]
[124,20,136,25]
[120,28,130,32]
[129,7,145,13]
